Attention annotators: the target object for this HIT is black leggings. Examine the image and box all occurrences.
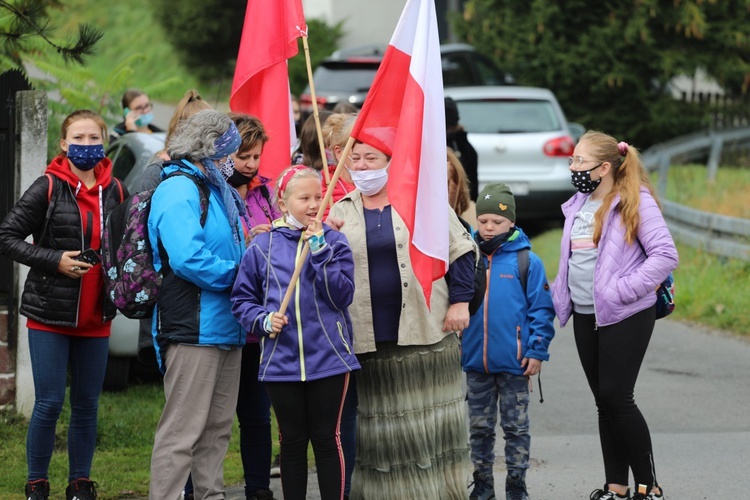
[265,373,349,500]
[573,306,658,490]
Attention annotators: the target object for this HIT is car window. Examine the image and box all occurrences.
[111,144,136,181]
[474,55,506,86]
[314,65,379,92]
[441,53,476,86]
[456,99,562,134]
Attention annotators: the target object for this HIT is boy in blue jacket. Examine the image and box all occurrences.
[461,183,555,500]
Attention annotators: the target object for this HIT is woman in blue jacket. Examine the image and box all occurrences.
[147,110,246,500]
[231,165,360,500]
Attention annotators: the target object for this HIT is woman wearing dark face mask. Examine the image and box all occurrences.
[219,113,281,500]
[553,131,678,500]
[0,110,128,500]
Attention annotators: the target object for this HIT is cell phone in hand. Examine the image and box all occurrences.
[73,249,101,266]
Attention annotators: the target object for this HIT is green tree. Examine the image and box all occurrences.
[0,0,102,71]
[453,0,750,147]
[150,0,342,91]
[150,0,246,82]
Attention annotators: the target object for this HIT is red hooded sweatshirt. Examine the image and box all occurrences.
[27,155,115,337]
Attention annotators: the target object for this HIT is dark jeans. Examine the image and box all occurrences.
[573,306,659,490]
[266,373,349,500]
[26,329,108,482]
[237,342,273,497]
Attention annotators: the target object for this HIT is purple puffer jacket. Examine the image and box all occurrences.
[244,176,282,229]
[552,187,678,327]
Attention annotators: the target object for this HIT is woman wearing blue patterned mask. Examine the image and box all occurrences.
[147,110,247,500]
[0,110,128,500]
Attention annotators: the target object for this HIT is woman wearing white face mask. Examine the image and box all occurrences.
[329,141,477,499]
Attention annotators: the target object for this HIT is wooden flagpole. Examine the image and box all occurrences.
[301,35,334,209]
[269,136,356,338]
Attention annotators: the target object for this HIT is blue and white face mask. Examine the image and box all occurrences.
[65,142,105,171]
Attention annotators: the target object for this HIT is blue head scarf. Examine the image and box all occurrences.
[200,121,246,243]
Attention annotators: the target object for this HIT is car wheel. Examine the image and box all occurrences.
[103,355,131,392]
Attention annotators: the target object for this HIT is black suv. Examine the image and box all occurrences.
[300,43,514,115]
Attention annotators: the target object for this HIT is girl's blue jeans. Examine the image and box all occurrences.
[26,328,108,482]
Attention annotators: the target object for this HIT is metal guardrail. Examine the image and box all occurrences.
[639,128,750,261]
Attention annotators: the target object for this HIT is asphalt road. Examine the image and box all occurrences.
[217,319,750,499]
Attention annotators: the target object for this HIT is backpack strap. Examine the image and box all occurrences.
[114,178,125,203]
[259,184,271,204]
[45,173,54,203]
[517,247,529,294]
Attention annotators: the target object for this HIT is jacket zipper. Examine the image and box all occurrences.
[516,325,522,360]
[483,254,492,373]
[294,235,306,381]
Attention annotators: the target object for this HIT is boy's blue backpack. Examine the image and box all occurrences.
[102,170,209,319]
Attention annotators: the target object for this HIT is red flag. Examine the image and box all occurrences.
[230,0,306,182]
[350,0,448,307]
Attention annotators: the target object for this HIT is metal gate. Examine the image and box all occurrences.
[0,69,32,341]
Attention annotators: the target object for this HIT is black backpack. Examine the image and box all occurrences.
[102,170,209,319]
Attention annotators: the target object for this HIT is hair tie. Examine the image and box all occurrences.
[617,141,629,156]
[279,165,309,197]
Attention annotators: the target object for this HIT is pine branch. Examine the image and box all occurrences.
[0,0,103,64]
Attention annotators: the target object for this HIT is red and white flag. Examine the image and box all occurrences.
[351,0,448,307]
[230,0,306,181]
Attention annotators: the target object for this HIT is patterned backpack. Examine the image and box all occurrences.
[102,171,209,319]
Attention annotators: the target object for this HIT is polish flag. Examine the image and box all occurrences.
[350,0,448,307]
[230,0,306,181]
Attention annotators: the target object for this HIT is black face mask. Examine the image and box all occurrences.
[227,169,255,188]
[570,164,603,194]
[475,228,515,255]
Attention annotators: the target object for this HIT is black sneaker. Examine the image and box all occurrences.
[469,470,496,500]
[66,478,98,500]
[25,479,50,500]
[590,485,631,500]
[270,453,281,478]
[248,488,275,500]
[633,485,664,500]
[505,472,528,500]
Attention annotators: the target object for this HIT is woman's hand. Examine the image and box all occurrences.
[522,357,542,376]
[251,223,272,237]
[124,109,141,131]
[324,217,344,231]
[58,250,93,279]
[442,302,470,333]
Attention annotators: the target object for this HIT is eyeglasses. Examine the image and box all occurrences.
[348,154,387,168]
[131,102,152,113]
[568,156,599,168]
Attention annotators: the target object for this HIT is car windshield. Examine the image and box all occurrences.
[314,64,379,92]
[456,99,562,134]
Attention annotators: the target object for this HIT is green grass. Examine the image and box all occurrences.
[0,382,267,499]
[660,164,750,219]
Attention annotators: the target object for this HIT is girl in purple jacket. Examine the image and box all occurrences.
[231,165,360,500]
[552,131,678,500]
